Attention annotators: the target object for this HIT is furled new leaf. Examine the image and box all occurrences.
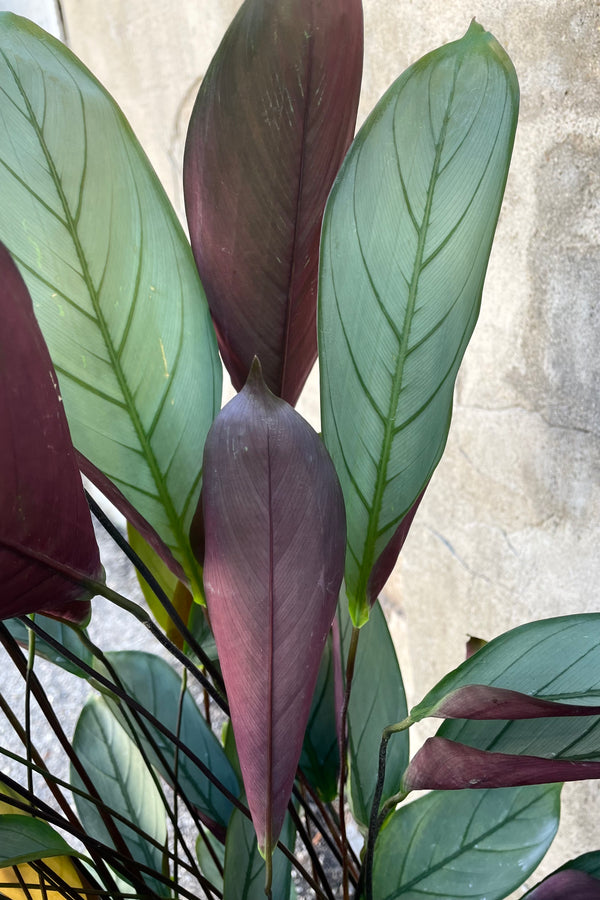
[372,784,560,900]
[201,360,346,860]
[184,0,363,404]
[0,15,222,594]
[0,243,101,623]
[319,21,519,625]
[419,615,600,761]
[402,736,600,792]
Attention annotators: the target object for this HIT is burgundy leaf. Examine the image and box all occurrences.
[402,737,600,792]
[525,870,600,899]
[184,0,363,405]
[366,489,425,606]
[78,451,187,584]
[434,684,600,720]
[0,244,102,623]
[201,359,346,857]
[465,635,487,658]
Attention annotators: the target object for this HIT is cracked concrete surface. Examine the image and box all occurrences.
[1,0,600,893]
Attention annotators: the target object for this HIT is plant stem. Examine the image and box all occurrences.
[363,718,413,900]
[87,577,229,713]
[85,491,224,691]
[339,624,360,900]
[288,802,336,900]
[25,622,36,809]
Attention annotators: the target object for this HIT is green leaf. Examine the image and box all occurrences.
[196,831,225,893]
[222,809,295,900]
[299,633,339,803]
[521,852,600,899]
[0,15,222,592]
[372,784,560,900]
[561,852,600,879]
[340,599,408,827]
[104,650,239,827]
[70,695,168,896]
[126,523,194,648]
[5,615,92,678]
[319,22,519,625]
[412,614,600,723]
[0,815,78,866]
[414,615,600,760]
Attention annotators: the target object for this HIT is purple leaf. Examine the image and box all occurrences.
[402,737,600,792]
[0,244,102,623]
[184,0,363,405]
[465,635,487,658]
[366,489,425,606]
[201,359,346,857]
[434,684,600,720]
[525,870,600,899]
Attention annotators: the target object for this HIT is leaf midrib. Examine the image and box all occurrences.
[5,52,200,585]
[354,62,460,608]
[382,785,557,899]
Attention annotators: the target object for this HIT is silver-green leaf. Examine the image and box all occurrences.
[0,15,221,592]
[319,22,519,625]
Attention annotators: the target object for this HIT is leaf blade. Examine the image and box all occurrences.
[319,22,519,624]
[0,816,78,867]
[184,0,363,404]
[0,242,100,622]
[340,599,409,828]
[71,695,168,896]
[202,361,346,856]
[0,15,221,590]
[373,784,560,900]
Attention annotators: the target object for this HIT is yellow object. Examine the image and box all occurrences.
[0,792,91,899]
[0,857,89,899]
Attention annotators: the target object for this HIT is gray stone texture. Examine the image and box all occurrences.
[1,0,600,893]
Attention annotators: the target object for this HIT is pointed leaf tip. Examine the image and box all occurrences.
[202,375,346,854]
[0,243,101,623]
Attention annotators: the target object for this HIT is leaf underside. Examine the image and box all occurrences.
[184,0,363,404]
[0,242,100,622]
[202,362,346,856]
[319,22,519,624]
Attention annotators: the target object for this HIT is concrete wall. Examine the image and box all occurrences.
[2,0,600,892]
